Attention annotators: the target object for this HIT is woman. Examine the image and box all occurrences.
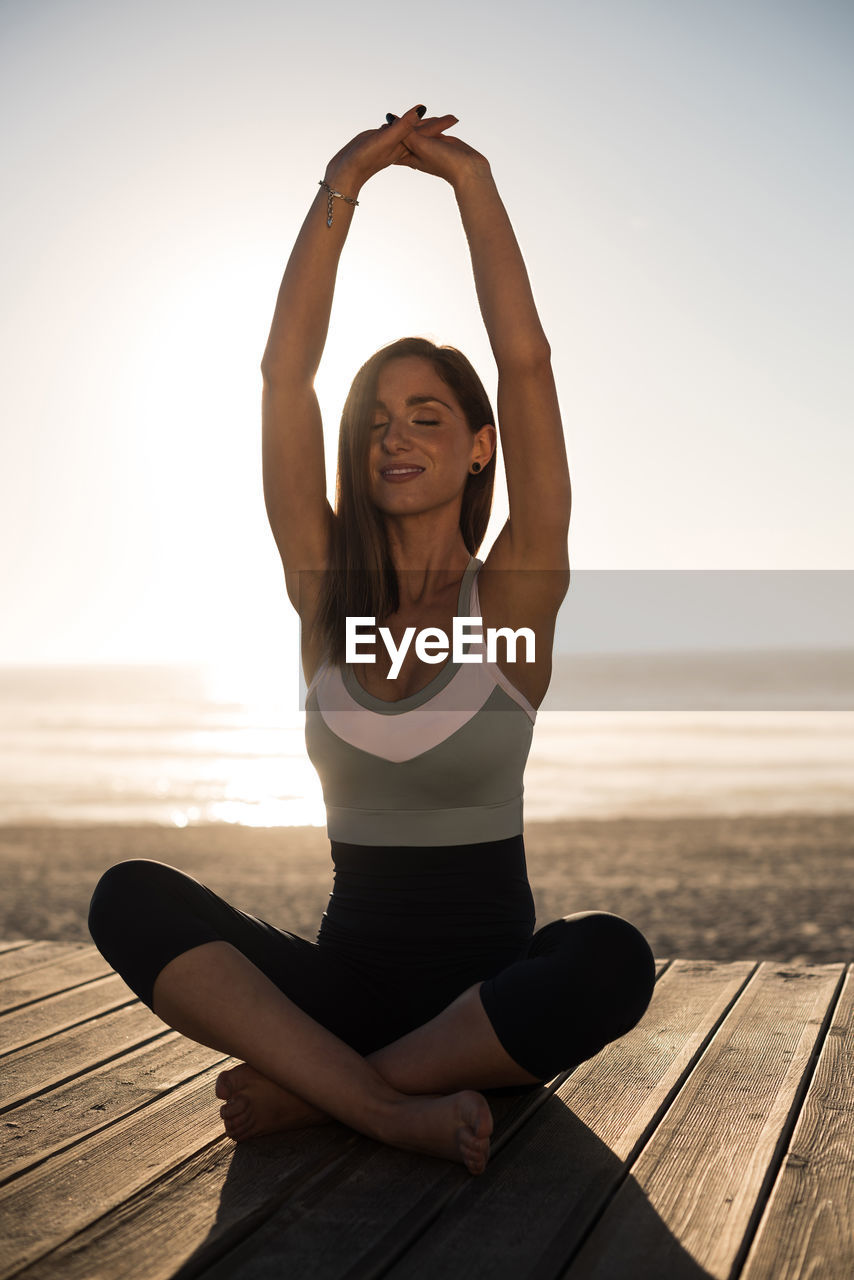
[89,106,655,1176]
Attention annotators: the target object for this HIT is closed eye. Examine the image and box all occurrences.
[371,418,439,429]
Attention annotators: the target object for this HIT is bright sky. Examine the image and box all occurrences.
[2,0,852,691]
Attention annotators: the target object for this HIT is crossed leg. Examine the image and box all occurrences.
[90,861,655,1176]
[214,972,541,1143]
[214,916,659,1151]
[152,941,539,1175]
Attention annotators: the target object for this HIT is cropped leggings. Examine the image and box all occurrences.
[88,836,656,1082]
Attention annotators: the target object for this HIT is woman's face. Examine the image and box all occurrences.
[368,356,489,518]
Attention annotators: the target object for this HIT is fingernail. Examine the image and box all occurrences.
[416,105,427,118]
[386,113,398,124]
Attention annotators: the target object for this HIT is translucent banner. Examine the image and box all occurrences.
[299,570,854,710]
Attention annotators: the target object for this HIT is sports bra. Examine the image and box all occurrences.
[304,557,537,846]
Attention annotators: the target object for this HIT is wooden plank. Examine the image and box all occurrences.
[0,1034,224,1182]
[0,952,113,1015]
[2,1004,168,1110]
[12,1125,364,1280]
[0,943,33,957]
[385,960,756,1280]
[563,962,845,1280]
[0,944,90,984]
[0,1061,235,1278]
[740,965,854,1280]
[0,975,134,1055]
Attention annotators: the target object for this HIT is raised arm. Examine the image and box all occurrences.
[261,106,451,610]
[400,129,571,575]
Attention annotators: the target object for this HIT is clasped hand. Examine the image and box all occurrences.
[325,105,490,195]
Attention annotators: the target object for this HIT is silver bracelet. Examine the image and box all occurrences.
[319,179,359,228]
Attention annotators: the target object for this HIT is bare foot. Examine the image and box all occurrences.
[215,1063,329,1140]
[215,1068,493,1174]
[379,1091,493,1175]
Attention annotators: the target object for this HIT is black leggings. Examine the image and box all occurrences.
[88,837,655,1081]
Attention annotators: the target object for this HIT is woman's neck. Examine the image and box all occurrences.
[383,519,473,607]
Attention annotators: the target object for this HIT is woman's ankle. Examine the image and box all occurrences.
[362,1093,424,1146]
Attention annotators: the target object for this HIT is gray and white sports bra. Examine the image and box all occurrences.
[304,557,536,846]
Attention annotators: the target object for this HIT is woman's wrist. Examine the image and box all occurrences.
[451,160,495,199]
[323,161,366,200]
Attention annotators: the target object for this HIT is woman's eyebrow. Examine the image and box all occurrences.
[374,395,454,411]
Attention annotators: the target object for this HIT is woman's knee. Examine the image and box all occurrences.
[89,859,220,1008]
[89,860,161,931]
[532,910,656,1037]
[88,859,181,947]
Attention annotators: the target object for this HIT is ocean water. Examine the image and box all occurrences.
[0,661,852,826]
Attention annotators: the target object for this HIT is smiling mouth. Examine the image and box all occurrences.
[380,466,425,480]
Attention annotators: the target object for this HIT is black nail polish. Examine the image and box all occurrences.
[386,113,398,124]
[416,105,427,119]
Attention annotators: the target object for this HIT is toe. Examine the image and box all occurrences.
[215,1070,234,1101]
[228,1113,254,1141]
[458,1125,490,1176]
[223,1111,244,1138]
[222,1095,245,1117]
[477,1113,494,1139]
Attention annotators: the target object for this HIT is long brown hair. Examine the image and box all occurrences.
[316,337,496,665]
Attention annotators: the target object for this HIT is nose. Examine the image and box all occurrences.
[378,416,411,452]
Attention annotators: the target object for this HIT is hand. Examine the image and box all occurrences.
[324,106,456,195]
[395,118,491,189]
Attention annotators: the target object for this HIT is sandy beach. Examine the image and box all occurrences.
[2,811,851,965]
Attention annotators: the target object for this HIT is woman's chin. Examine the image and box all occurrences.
[372,491,428,516]
[371,485,463,520]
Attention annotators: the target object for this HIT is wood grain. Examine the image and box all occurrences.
[0,945,90,984]
[2,1003,168,1110]
[0,1034,223,1182]
[0,951,112,1015]
[740,965,854,1280]
[565,963,844,1280]
[13,1126,362,1280]
[0,975,134,1055]
[0,1062,230,1277]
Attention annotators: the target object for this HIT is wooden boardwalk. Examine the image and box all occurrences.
[0,941,851,1279]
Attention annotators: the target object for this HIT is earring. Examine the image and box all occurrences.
[470,461,482,474]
